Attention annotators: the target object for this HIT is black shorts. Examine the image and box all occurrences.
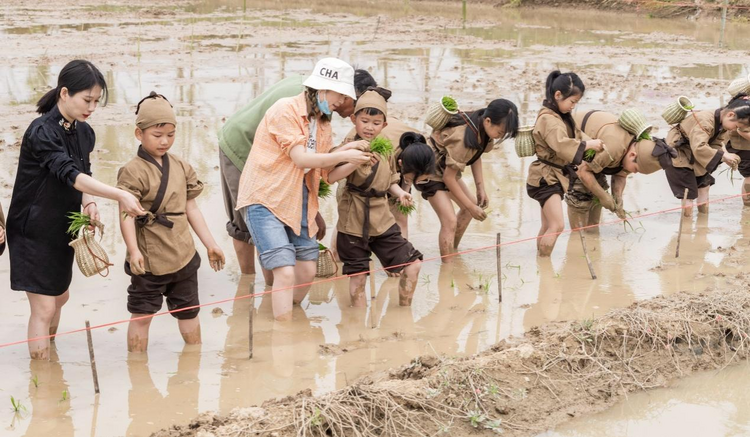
[726,143,750,178]
[414,180,449,200]
[527,180,564,207]
[125,252,201,320]
[337,224,423,275]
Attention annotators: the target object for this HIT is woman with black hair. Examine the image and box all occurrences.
[527,71,603,257]
[666,93,748,216]
[416,99,519,261]
[7,59,146,360]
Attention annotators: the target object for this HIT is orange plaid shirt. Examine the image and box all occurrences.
[236,92,331,237]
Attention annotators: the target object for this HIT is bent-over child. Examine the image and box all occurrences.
[117,92,225,352]
[0,204,5,256]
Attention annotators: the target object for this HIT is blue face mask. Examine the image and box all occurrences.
[317,91,332,116]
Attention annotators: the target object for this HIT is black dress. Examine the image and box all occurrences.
[7,105,94,296]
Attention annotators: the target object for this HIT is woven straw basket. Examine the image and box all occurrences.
[728,74,750,97]
[515,126,535,158]
[425,97,459,130]
[316,249,338,278]
[661,96,693,125]
[69,221,113,277]
[618,109,652,139]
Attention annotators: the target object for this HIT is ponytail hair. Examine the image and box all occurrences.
[399,132,435,179]
[726,93,750,124]
[444,98,519,150]
[543,70,585,132]
[36,59,108,115]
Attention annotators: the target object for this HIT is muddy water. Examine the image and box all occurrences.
[1,1,750,436]
[540,363,750,437]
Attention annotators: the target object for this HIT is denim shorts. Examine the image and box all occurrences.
[244,183,319,270]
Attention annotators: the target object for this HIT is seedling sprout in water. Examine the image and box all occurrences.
[10,396,26,413]
[369,137,394,157]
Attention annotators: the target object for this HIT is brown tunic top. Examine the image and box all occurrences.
[336,152,400,239]
[573,110,633,174]
[116,148,204,275]
[426,124,492,183]
[666,110,728,176]
[527,107,587,192]
[728,127,750,151]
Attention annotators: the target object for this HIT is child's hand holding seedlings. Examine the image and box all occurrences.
[585,139,604,153]
[340,139,370,152]
[207,246,225,272]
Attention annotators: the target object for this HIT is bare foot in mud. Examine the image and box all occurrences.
[128,335,149,353]
[274,312,293,322]
[29,347,50,361]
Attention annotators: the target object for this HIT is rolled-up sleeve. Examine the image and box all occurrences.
[28,125,81,187]
[184,163,205,200]
[266,108,307,156]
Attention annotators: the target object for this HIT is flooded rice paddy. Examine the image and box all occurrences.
[1,0,750,435]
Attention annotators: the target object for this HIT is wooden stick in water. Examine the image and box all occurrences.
[676,188,689,258]
[496,233,502,303]
[248,292,254,359]
[370,261,377,329]
[578,222,597,280]
[85,320,100,394]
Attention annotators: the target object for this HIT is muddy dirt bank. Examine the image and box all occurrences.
[154,281,750,436]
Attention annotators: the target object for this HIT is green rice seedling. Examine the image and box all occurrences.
[441,95,458,112]
[684,104,695,110]
[638,130,652,141]
[31,375,39,388]
[10,396,26,413]
[584,149,596,162]
[60,390,68,403]
[318,243,328,251]
[396,202,416,216]
[369,136,394,157]
[66,212,92,237]
[318,178,332,198]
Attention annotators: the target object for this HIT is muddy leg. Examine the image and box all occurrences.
[539,195,564,257]
[330,230,340,263]
[587,202,603,232]
[349,275,367,307]
[292,260,316,305]
[743,178,750,206]
[398,262,420,306]
[684,199,694,218]
[128,314,153,352]
[178,317,201,345]
[233,239,256,275]
[697,186,710,214]
[271,266,295,321]
[566,206,588,233]
[428,191,457,262]
[26,292,59,360]
[394,210,409,240]
[453,207,473,249]
[48,291,69,341]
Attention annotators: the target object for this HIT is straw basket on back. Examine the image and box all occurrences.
[316,244,338,278]
[618,109,652,140]
[69,221,112,277]
[728,74,750,97]
[425,96,459,130]
[661,96,694,125]
[514,126,535,158]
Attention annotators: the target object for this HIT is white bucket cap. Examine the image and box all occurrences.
[303,57,356,100]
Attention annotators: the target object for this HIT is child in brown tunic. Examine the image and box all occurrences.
[117,92,226,352]
[665,93,748,216]
[569,110,635,228]
[415,99,518,261]
[527,71,603,257]
[328,90,432,307]
[722,95,750,206]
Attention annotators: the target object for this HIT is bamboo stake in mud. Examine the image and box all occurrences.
[370,261,377,329]
[248,293,254,359]
[578,222,597,280]
[676,188,689,258]
[85,320,100,394]
[496,233,502,302]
